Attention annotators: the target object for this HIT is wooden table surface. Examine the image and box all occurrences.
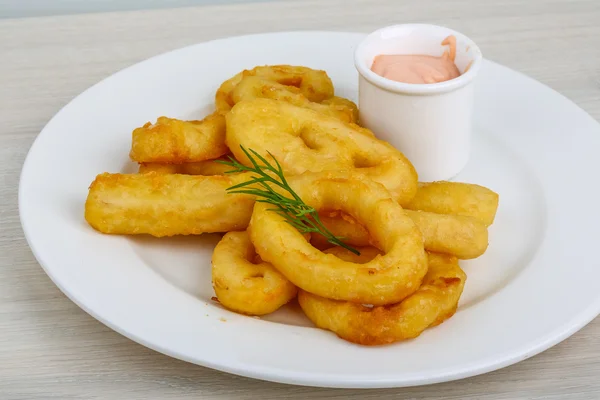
[2,0,600,398]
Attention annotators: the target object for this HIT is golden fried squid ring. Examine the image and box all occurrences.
[226,98,418,204]
[138,155,238,176]
[231,76,358,123]
[298,251,466,345]
[248,171,427,306]
[85,172,255,237]
[215,65,334,112]
[321,96,360,123]
[406,181,499,226]
[309,211,370,250]
[130,112,228,164]
[212,231,297,316]
[323,246,384,263]
[312,209,489,260]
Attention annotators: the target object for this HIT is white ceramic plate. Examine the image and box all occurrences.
[19,31,600,388]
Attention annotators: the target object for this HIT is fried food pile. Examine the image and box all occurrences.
[84,65,499,346]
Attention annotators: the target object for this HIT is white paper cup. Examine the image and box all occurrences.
[354,24,483,182]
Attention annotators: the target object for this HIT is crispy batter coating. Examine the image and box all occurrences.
[137,163,179,174]
[231,76,358,123]
[138,155,238,176]
[406,181,499,226]
[81,61,498,346]
[310,211,371,249]
[130,112,228,164]
[323,246,383,263]
[85,172,255,237]
[406,210,488,259]
[312,209,489,260]
[322,96,360,124]
[226,98,418,205]
[86,170,489,259]
[298,251,466,345]
[248,171,427,306]
[215,65,334,112]
[212,231,297,316]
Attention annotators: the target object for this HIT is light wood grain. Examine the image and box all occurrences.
[1,0,600,399]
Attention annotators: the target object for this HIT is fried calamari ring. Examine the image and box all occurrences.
[298,251,466,345]
[310,211,371,250]
[130,112,228,164]
[212,231,297,316]
[215,65,334,112]
[138,155,238,176]
[312,209,489,260]
[322,96,360,124]
[85,172,255,237]
[231,76,358,123]
[248,171,427,306]
[227,98,418,204]
[323,245,383,263]
[406,181,500,226]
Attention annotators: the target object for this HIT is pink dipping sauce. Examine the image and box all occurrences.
[370,36,460,84]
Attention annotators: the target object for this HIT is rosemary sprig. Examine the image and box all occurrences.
[217,146,361,255]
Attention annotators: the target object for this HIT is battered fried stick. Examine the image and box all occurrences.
[85,172,255,237]
[85,173,488,259]
[406,181,499,226]
[129,112,228,164]
[312,210,489,260]
[138,155,238,176]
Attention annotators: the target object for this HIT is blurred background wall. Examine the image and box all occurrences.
[0,0,277,19]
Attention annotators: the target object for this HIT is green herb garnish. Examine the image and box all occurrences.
[217,146,360,255]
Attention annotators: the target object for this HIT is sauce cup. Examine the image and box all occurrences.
[354,24,483,181]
